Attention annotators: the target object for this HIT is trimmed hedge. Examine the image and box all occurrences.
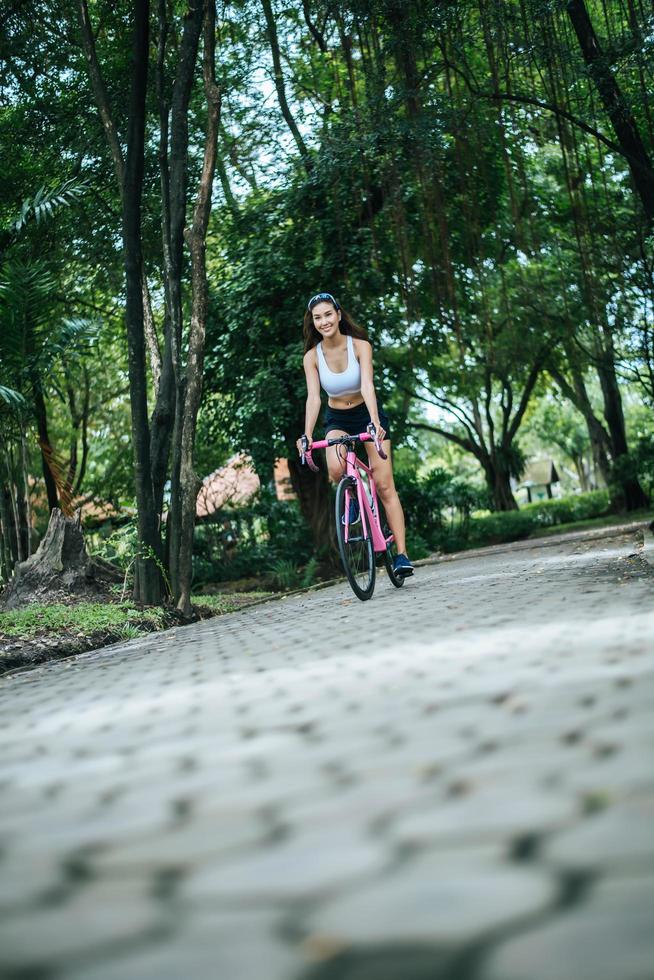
[520,490,610,526]
[464,490,611,549]
[466,510,535,548]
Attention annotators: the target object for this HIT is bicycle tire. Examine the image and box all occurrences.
[335,477,375,601]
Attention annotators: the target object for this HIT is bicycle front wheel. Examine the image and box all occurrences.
[335,478,375,601]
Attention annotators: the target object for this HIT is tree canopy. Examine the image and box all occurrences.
[1,0,652,594]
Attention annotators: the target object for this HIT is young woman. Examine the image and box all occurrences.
[297,291,414,577]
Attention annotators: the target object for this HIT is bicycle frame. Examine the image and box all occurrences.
[303,432,392,554]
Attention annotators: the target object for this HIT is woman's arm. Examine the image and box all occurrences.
[302,349,321,441]
[356,340,384,437]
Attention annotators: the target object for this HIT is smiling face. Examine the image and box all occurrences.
[311,301,341,339]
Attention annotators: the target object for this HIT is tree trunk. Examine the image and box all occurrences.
[566,0,654,227]
[573,454,589,492]
[550,364,613,486]
[486,456,519,512]
[595,347,650,510]
[3,448,25,564]
[158,0,205,602]
[0,508,122,609]
[79,0,162,390]
[31,378,58,513]
[176,0,221,616]
[0,483,18,579]
[14,460,30,561]
[122,0,161,604]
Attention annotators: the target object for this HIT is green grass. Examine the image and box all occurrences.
[0,602,166,640]
[0,592,275,646]
[191,591,273,613]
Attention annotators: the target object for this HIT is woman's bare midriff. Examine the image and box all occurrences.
[328,394,365,410]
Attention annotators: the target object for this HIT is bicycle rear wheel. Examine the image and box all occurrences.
[381,514,405,589]
[335,478,375,601]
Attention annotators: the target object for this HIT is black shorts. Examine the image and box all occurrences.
[323,402,391,442]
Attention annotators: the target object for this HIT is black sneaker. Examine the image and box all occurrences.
[393,553,414,577]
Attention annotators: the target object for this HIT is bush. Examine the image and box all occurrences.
[520,490,610,527]
[396,465,488,553]
[463,490,612,549]
[404,529,432,561]
[268,556,319,591]
[191,468,620,585]
[192,488,314,585]
[633,435,654,499]
[467,510,536,547]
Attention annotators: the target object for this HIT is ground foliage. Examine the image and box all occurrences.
[0,592,273,671]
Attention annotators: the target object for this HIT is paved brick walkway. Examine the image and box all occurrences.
[1,529,653,980]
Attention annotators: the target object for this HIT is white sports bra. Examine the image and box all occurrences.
[316,334,361,397]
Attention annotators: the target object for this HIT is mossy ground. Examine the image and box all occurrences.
[0,591,273,672]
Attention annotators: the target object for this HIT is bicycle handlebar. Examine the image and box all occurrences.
[301,424,387,471]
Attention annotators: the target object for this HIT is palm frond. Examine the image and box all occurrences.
[0,258,58,382]
[11,178,88,235]
[0,258,58,320]
[34,317,101,376]
[0,384,27,412]
[0,260,100,386]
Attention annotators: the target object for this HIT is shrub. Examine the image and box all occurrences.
[192,488,314,585]
[93,521,140,570]
[633,435,654,499]
[396,465,487,553]
[461,490,612,549]
[404,529,432,561]
[192,473,620,585]
[467,510,536,547]
[267,555,319,591]
[521,490,610,527]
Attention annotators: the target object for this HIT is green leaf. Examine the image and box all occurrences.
[0,385,27,411]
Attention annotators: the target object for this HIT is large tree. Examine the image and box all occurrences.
[78,0,221,610]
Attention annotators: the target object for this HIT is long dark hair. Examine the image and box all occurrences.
[302,298,369,354]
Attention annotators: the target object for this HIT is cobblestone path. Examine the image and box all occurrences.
[1,529,653,980]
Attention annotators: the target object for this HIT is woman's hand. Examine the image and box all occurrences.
[296,434,312,456]
[372,422,386,443]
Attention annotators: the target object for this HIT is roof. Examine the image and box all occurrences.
[196,454,261,519]
[196,455,297,520]
[519,459,560,488]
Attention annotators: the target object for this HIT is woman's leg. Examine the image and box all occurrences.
[364,440,407,555]
[325,429,349,483]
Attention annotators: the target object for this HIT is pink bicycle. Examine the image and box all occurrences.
[301,425,405,600]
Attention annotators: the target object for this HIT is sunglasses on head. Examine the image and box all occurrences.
[308,292,340,311]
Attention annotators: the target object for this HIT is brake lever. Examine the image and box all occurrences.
[367,423,388,460]
[301,435,320,472]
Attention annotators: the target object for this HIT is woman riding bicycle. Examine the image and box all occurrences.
[297,291,414,578]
